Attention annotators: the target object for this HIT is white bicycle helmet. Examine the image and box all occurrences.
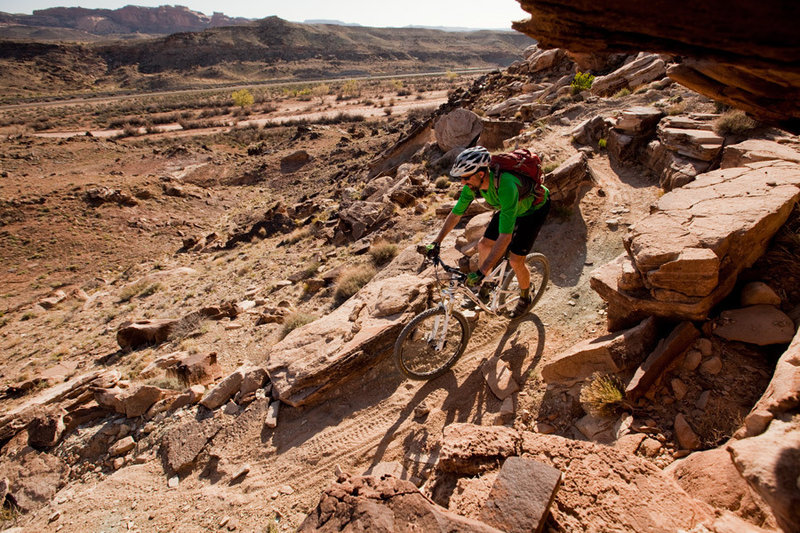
[450,146,491,177]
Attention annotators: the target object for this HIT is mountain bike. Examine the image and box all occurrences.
[393,246,549,380]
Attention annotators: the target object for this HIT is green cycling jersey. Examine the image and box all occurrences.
[452,170,549,234]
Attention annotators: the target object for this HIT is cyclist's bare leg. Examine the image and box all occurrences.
[508,252,530,291]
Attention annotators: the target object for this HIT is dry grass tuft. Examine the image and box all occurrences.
[333,264,376,306]
[580,373,628,418]
[713,109,758,136]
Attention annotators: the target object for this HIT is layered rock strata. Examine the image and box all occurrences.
[591,160,800,329]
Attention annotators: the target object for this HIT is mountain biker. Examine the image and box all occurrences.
[426,146,550,318]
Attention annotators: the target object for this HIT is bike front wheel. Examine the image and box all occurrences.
[498,253,550,315]
[393,307,471,380]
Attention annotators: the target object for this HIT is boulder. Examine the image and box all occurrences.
[27,408,66,449]
[545,152,595,206]
[95,384,165,418]
[645,247,720,298]
[116,318,179,349]
[643,139,710,191]
[613,106,663,136]
[740,281,781,306]
[591,161,800,329]
[520,431,712,532]
[626,321,700,400]
[280,150,312,172]
[0,447,70,512]
[167,351,223,386]
[434,108,483,152]
[721,139,800,169]
[478,120,524,150]
[712,305,796,345]
[665,447,775,526]
[160,415,224,474]
[438,423,518,475]
[109,435,136,457]
[334,201,394,242]
[481,357,519,400]
[267,274,431,407]
[744,328,800,437]
[570,115,607,145]
[455,211,493,256]
[84,186,138,207]
[299,474,503,532]
[674,413,701,450]
[528,47,567,72]
[657,124,724,162]
[479,457,561,533]
[728,418,800,533]
[541,316,658,384]
[200,364,251,410]
[590,54,666,96]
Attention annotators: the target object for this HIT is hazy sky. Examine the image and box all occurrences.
[0,1,530,29]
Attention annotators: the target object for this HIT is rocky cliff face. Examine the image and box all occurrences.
[513,0,800,132]
[1,5,251,36]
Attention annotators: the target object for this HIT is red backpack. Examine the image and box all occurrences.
[489,148,545,202]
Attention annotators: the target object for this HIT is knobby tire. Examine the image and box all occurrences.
[393,306,470,380]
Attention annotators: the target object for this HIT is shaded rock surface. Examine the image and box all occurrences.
[299,474,503,532]
[513,0,800,131]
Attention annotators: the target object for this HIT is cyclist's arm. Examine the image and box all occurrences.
[479,233,512,275]
[433,211,462,245]
[434,186,474,244]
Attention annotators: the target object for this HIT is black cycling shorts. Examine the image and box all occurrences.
[483,199,550,257]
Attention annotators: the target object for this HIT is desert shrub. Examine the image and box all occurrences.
[280,312,317,339]
[579,373,628,418]
[613,88,631,98]
[597,138,607,149]
[713,109,758,136]
[369,240,398,266]
[339,79,361,99]
[434,176,451,189]
[407,105,437,122]
[118,124,141,138]
[144,375,184,390]
[232,89,254,108]
[333,264,376,306]
[543,162,559,174]
[118,281,160,302]
[667,101,687,116]
[570,71,595,94]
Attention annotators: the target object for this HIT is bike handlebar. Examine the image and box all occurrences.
[416,245,466,282]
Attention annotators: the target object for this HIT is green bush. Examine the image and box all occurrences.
[232,89,254,108]
[613,88,631,98]
[597,138,607,149]
[570,71,595,95]
[333,265,376,306]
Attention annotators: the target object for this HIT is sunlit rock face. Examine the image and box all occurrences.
[513,0,800,132]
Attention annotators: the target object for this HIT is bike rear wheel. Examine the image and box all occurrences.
[393,306,470,380]
[498,253,550,315]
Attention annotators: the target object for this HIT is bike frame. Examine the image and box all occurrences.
[428,255,517,317]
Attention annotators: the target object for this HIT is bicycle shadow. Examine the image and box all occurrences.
[491,313,547,381]
[367,312,546,479]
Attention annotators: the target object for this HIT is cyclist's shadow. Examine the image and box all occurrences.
[490,312,547,388]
